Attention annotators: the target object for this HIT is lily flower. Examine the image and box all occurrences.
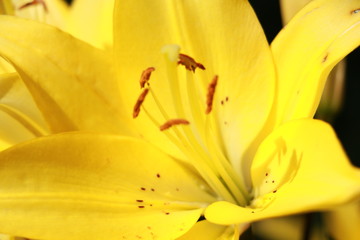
[0,0,359,239]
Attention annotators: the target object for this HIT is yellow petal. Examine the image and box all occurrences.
[0,16,130,135]
[0,73,48,150]
[0,1,13,15]
[205,119,360,225]
[175,0,276,186]
[279,0,312,24]
[271,0,360,125]
[0,133,215,240]
[67,0,114,49]
[42,0,70,28]
[114,0,276,178]
[177,220,228,240]
[177,220,247,240]
[12,0,70,29]
[0,234,12,240]
[280,0,348,124]
[113,0,192,159]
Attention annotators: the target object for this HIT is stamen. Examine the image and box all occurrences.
[178,54,205,72]
[133,88,149,118]
[140,67,155,88]
[160,119,190,131]
[351,9,360,14]
[206,75,218,114]
[18,0,48,12]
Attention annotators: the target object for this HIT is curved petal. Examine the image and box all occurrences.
[114,0,276,179]
[205,119,360,225]
[0,132,215,240]
[177,220,246,240]
[0,16,131,135]
[271,0,360,125]
[0,139,11,152]
[0,73,49,150]
[0,234,13,240]
[279,0,312,24]
[67,0,114,49]
[177,220,228,240]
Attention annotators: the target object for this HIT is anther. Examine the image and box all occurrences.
[139,67,155,88]
[19,0,48,12]
[351,9,360,14]
[206,75,218,114]
[160,119,190,131]
[178,54,205,72]
[133,88,149,118]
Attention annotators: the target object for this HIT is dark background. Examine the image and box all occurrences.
[64,0,359,166]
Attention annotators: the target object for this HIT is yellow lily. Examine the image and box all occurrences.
[0,0,359,239]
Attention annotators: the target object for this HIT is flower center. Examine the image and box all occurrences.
[133,45,251,206]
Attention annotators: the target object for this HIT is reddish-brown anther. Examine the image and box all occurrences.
[139,67,155,88]
[160,119,190,131]
[19,0,48,12]
[133,88,149,118]
[351,9,360,14]
[206,75,218,114]
[178,54,205,72]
